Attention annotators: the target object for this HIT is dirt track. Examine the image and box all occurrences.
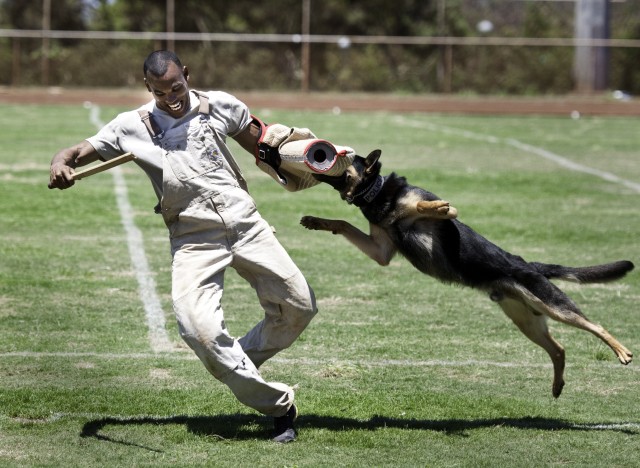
[2,86,639,116]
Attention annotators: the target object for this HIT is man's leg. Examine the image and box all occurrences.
[171,247,294,418]
[233,223,318,368]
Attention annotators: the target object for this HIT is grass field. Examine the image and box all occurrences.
[0,101,639,467]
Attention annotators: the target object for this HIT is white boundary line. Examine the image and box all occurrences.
[506,138,640,193]
[0,351,545,368]
[394,117,640,194]
[87,103,173,352]
[0,351,541,367]
[1,351,639,372]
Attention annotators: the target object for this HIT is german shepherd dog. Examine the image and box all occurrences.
[300,149,634,398]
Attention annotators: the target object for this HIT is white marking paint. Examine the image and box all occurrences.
[88,103,173,352]
[506,138,640,193]
[2,351,639,373]
[395,117,640,194]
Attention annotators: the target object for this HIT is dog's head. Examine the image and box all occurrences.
[313,149,382,202]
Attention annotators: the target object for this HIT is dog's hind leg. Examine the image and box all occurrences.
[494,294,566,398]
[514,276,633,366]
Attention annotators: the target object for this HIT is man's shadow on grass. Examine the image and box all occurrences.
[80,413,639,452]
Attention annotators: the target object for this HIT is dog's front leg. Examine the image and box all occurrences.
[300,216,397,265]
[416,200,458,219]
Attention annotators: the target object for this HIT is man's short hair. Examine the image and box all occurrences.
[143,50,183,77]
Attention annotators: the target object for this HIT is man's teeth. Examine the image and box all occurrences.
[168,102,182,111]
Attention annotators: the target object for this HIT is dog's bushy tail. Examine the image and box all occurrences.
[532,260,634,284]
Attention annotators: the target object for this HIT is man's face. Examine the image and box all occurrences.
[144,61,190,118]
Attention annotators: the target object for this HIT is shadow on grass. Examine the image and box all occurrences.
[80,413,639,451]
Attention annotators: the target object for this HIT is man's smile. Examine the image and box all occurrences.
[168,100,184,112]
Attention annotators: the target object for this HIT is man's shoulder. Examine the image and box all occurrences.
[96,103,155,138]
[111,104,153,123]
[194,90,246,107]
[193,89,230,98]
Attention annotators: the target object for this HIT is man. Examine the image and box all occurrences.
[48,50,317,443]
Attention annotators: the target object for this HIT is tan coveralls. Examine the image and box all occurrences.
[87,90,317,416]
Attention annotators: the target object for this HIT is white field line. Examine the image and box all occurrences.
[394,117,640,194]
[0,350,547,367]
[87,103,173,353]
[2,350,640,373]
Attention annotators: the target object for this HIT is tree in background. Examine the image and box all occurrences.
[0,0,638,94]
[0,0,86,85]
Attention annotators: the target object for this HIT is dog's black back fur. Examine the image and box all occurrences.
[317,154,634,297]
[365,172,562,289]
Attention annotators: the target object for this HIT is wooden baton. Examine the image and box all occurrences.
[71,152,136,180]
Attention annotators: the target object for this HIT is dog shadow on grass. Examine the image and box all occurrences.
[80,413,638,451]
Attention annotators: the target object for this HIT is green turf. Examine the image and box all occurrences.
[0,102,638,467]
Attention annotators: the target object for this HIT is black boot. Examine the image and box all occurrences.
[272,404,298,443]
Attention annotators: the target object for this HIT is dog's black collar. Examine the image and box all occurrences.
[346,175,385,206]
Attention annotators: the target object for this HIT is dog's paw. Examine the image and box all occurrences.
[444,205,458,219]
[552,378,565,399]
[300,216,318,230]
[417,200,458,219]
[616,347,633,365]
[301,216,347,236]
[300,216,334,232]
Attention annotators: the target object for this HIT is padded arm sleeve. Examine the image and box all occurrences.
[251,115,355,191]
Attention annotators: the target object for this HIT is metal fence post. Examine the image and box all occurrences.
[574,0,611,92]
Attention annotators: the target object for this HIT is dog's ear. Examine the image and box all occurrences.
[364,150,381,175]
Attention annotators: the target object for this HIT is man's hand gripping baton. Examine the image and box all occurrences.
[71,152,136,180]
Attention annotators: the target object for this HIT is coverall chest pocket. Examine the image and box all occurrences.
[163,119,222,181]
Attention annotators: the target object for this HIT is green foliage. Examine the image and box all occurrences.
[1,0,640,93]
[1,0,85,30]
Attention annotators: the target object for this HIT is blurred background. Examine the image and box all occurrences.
[0,0,638,96]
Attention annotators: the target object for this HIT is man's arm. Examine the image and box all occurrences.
[232,121,261,156]
[48,140,101,190]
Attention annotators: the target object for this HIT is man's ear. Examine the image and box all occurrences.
[183,66,189,82]
[144,78,151,93]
